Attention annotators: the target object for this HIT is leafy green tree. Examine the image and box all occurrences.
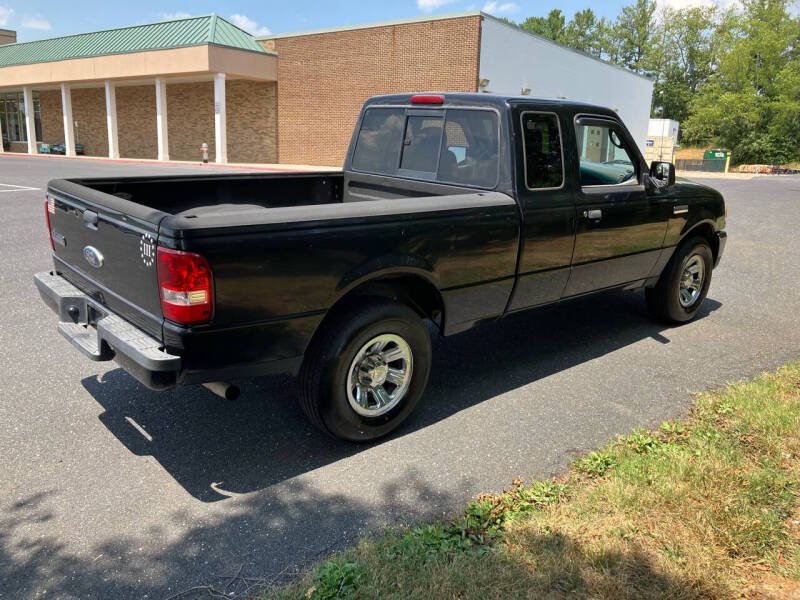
[683,0,800,163]
[595,17,621,63]
[563,9,601,55]
[652,6,718,122]
[614,0,657,75]
[513,0,800,163]
[520,9,567,43]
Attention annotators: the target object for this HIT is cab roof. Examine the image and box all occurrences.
[365,92,619,119]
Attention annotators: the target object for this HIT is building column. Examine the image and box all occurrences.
[22,86,37,155]
[60,84,76,158]
[0,107,5,153]
[213,73,227,164]
[105,80,119,159]
[155,77,169,161]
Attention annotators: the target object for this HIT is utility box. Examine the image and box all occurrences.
[645,119,679,164]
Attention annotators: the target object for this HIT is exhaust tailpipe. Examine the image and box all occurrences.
[202,381,240,401]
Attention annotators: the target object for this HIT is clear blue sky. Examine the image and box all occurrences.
[1,1,635,42]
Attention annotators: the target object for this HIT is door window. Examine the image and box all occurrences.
[575,122,637,186]
[521,112,563,189]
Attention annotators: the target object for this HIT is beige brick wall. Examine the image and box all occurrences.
[167,81,215,162]
[38,88,113,156]
[72,88,108,156]
[39,90,62,145]
[267,15,482,166]
[34,81,277,163]
[164,79,277,163]
[0,30,16,46]
[117,84,157,159]
[39,88,110,156]
[227,79,277,164]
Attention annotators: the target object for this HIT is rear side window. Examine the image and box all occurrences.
[438,110,499,188]
[521,112,563,189]
[352,108,404,173]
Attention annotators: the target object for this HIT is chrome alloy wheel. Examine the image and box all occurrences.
[678,254,705,308]
[346,334,413,417]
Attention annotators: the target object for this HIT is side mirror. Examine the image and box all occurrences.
[650,161,676,186]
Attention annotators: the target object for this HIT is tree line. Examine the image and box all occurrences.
[507,0,800,164]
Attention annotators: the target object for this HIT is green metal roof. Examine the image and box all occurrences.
[0,14,270,68]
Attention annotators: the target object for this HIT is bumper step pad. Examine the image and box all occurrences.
[35,271,180,372]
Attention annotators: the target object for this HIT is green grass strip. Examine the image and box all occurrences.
[267,362,800,599]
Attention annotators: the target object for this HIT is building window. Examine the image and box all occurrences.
[0,92,42,143]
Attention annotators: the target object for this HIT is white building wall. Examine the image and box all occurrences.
[647,118,680,144]
[478,16,654,155]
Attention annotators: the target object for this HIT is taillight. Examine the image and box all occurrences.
[410,94,444,105]
[45,196,55,251]
[156,247,214,325]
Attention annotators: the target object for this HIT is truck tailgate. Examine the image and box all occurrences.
[47,180,166,340]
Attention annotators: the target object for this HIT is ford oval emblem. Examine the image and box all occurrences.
[83,246,104,269]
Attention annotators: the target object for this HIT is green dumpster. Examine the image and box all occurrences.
[702,149,730,173]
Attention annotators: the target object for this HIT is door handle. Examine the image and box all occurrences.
[583,209,602,220]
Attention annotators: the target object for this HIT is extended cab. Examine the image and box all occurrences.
[36,93,726,440]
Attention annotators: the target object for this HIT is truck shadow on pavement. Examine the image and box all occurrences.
[81,290,722,503]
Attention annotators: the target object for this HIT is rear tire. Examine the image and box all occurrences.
[298,298,432,442]
[646,235,713,323]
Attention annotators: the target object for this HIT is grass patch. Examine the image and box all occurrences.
[266,363,800,599]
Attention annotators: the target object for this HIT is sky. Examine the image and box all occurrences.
[0,0,731,43]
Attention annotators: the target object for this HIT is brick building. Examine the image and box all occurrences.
[0,12,653,167]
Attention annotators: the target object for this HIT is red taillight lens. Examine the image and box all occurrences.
[156,247,214,325]
[45,196,55,251]
[410,94,444,105]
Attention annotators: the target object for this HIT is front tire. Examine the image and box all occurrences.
[298,298,432,442]
[645,235,713,323]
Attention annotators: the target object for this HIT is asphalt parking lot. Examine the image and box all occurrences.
[1,155,798,599]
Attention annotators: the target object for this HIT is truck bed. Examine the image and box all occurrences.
[67,171,345,216]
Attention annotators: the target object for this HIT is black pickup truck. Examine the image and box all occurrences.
[36,93,726,441]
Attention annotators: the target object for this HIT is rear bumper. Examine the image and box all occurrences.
[34,271,180,390]
[714,230,727,267]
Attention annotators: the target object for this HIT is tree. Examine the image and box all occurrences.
[520,9,567,43]
[683,0,800,163]
[512,0,800,164]
[652,6,718,122]
[614,0,657,75]
[563,9,601,55]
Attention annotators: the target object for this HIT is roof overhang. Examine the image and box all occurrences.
[0,44,276,90]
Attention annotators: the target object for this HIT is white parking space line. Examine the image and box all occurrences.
[0,183,41,192]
